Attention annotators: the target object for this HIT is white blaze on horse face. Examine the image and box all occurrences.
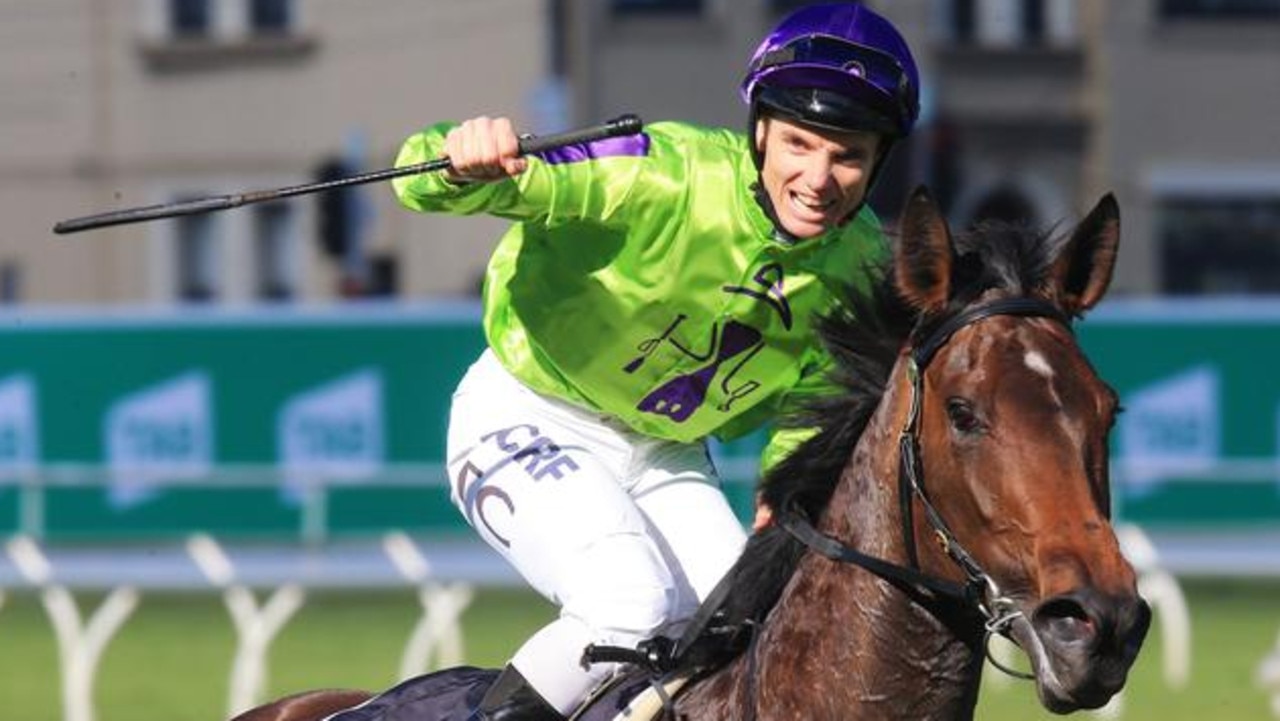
[1013,348,1064,414]
[1023,347,1065,412]
[1024,351,1055,380]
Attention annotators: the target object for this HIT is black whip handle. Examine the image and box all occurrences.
[53,114,644,235]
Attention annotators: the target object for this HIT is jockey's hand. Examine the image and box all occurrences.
[752,496,774,532]
[443,116,527,183]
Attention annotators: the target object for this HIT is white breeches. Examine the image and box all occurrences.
[446,350,747,713]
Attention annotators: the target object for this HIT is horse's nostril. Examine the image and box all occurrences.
[1034,597,1098,645]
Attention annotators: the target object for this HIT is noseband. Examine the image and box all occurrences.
[780,296,1073,678]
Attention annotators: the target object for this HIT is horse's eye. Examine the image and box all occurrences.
[946,397,985,435]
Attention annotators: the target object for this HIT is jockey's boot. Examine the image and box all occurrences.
[468,664,566,721]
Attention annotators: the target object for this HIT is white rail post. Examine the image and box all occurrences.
[6,535,139,721]
[1118,524,1192,689]
[382,531,474,680]
[186,533,306,717]
[1257,628,1280,718]
[1091,683,1124,719]
[1080,525,1193,720]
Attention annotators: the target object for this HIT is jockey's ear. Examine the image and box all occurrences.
[895,186,953,314]
[1048,193,1120,316]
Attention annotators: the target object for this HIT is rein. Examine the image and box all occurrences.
[781,296,1073,681]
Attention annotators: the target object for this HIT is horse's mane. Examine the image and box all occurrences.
[704,219,1066,651]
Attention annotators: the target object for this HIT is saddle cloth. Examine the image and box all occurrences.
[322,666,694,721]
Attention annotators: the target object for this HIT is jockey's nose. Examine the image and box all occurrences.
[802,156,834,194]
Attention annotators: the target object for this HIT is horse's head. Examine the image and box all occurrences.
[892,188,1150,713]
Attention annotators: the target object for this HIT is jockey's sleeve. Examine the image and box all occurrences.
[391,120,647,225]
[759,424,819,474]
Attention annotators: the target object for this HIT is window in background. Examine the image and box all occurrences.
[1159,196,1280,294]
[1022,0,1046,43]
[250,0,292,35]
[951,0,977,43]
[1158,0,1280,19]
[169,0,211,37]
[253,202,296,302]
[611,0,704,16]
[166,0,298,38]
[175,212,219,302]
[146,0,310,71]
[769,0,843,14]
[943,0,1078,47]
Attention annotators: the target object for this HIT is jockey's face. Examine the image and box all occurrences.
[755,116,880,239]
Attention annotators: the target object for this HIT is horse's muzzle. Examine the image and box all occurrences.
[1019,588,1151,713]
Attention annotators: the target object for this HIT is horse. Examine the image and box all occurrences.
[231,186,1150,721]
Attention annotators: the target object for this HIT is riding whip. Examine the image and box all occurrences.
[52,114,644,235]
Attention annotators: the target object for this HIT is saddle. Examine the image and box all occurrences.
[318,658,700,721]
[568,667,697,721]
[323,588,752,721]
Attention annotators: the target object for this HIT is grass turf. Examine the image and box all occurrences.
[0,579,1276,720]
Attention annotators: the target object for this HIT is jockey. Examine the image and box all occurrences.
[390,4,920,719]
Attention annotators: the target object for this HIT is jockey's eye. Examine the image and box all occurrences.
[946,397,986,435]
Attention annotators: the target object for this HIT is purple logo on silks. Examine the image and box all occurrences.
[635,321,762,422]
[627,262,793,424]
[723,263,793,330]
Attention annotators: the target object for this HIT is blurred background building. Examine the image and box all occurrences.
[3,0,1278,305]
[2,0,549,304]
[0,7,1277,717]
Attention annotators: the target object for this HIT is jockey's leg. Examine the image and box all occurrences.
[447,351,712,716]
[626,442,747,614]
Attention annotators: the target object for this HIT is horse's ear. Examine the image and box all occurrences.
[895,186,953,314]
[1050,193,1120,315]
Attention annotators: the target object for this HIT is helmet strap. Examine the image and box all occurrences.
[750,181,800,245]
[748,103,766,171]
[748,107,799,242]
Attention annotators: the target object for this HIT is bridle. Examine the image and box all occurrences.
[780,296,1073,680]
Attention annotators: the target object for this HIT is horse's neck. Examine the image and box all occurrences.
[755,375,984,720]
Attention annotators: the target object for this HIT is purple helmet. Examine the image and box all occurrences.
[741,3,920,138]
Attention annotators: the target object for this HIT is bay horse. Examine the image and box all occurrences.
[232,187,1149,721]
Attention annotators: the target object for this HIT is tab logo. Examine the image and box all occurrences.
[0,374,39,476]
[1118,364,1219,497]
[105,371,214,507]
[277,368,385,499]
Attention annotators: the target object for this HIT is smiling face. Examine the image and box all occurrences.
[755,115,881,239]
